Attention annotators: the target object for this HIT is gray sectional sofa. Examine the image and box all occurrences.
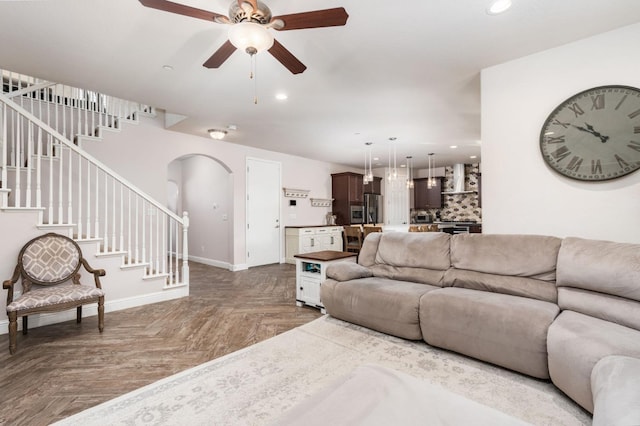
[321,232,640,424]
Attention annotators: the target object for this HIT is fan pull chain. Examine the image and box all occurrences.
[251,53,258,105]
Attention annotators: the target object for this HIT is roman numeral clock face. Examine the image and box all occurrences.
[540,85,640,181]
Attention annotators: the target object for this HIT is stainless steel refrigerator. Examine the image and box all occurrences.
[363,193,383,224]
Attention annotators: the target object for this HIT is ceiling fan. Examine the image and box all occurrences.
[138,0,349,74]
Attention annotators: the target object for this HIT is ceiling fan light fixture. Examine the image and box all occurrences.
[208,129,228,140]
[487,0,512,15]
[228,22,274,54]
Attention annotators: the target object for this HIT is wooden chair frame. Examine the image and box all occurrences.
[3,233,106,354]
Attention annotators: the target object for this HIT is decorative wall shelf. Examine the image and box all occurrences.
[283,188,310,198]
[310,198,333,207]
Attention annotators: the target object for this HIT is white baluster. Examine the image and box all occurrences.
[104,172,108,251]
[94,166,99,240]
[182,211,189,285]
[127,189,132,265]
[119,183,124,252]
[135,196,139,264]
[57,141,63,223]
[25,121,32,208]
[15,115,21,207]
[142,200,147,273]
[111,178,116,251]
[35,127,41,208]
[77,155,83,239]
[86,160,91,239]
[67,145,72,224]
[48,135,53,224]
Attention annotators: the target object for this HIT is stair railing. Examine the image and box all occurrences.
[0,93,188,287]
[1,69,154,143]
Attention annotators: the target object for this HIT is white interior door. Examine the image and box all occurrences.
[246,158,281,267]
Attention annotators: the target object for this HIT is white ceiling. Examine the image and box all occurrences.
[2,0,640,169]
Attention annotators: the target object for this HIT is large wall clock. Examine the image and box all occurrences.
[540,85,640,181]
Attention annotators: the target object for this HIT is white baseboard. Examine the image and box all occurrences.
[231,263,248,271]
[188,255,232,271]
[0,286,189,336]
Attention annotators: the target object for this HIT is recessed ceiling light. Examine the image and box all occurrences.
[208,129,227,140]
[450,145,458,149]
[373,157,379,161]
[487,0,512,15]
[470,155,478,159]
[400,164,406,168]
[275,93,288,100]
[162,65,173,71]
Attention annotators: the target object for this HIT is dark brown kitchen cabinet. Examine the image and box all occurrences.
[332,172,364,225]
[363,177,382,195]
[413,177,443,209]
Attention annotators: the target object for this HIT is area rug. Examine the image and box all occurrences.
[54,316,590,426]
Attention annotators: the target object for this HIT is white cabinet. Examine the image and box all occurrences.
[295,251,356,312]
[285,226,343,264]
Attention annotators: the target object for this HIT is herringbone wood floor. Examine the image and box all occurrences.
[0,262,321,426]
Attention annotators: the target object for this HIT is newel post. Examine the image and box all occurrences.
[182,211,190,284]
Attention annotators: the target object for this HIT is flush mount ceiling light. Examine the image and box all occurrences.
[487,0,512,15]
[208,129,228,140]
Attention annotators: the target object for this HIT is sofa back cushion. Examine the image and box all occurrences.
[374,232,451,271]
[450,234,562,281]
[358,232,382,267]
[558,287,640,332]
[556,237,640,302]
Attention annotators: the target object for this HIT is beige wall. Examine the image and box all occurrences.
[481,23,640,243]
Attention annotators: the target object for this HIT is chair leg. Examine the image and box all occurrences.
[22,315,28,335]
[76,306,82,324]
[8,311,17,355]
[98,296,104,333]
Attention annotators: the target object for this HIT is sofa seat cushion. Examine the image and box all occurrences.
[547,310,640,413]
[321,277,439,340]
[7,284,105,313]
[444,268,557,303]
[591,355,640,426]
[420,288,559,379]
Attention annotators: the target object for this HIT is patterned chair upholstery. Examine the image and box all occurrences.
[3,233,105,354]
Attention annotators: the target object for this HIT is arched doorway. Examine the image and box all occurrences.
[167,154,233,269]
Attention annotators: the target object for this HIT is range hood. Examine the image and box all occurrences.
[442,163,476,194]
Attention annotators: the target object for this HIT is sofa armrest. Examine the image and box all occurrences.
[326,262,373,282]
[591,355,640,426]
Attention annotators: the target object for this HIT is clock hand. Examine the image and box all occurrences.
[572,123,610,143]
[584,123,610,143]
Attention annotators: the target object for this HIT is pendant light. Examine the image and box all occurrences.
[387,137,398,181]
[363,142,373,184]
[406,156,414,189]
[427,153,435,189]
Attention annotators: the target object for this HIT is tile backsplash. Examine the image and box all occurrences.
[417,163,482,223]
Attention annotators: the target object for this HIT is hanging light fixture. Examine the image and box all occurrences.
[427,153,436,188]
[387,137,398,181]
[228,22,274,55]
[406,156,414,189]
[363,142,373,184]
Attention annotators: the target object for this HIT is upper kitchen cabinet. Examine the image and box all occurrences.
[332,172,364,225]
[413,177,443,209]
[363,177,382,194]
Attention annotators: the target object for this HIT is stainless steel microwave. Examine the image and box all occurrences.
[350,205,363,223]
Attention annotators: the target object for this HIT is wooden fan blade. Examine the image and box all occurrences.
[268,40,307,74]
[271,7,349,31]
[138,0,226,22]
[203,41,237,69]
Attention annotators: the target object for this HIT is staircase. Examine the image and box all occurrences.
[0,70,189,332]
